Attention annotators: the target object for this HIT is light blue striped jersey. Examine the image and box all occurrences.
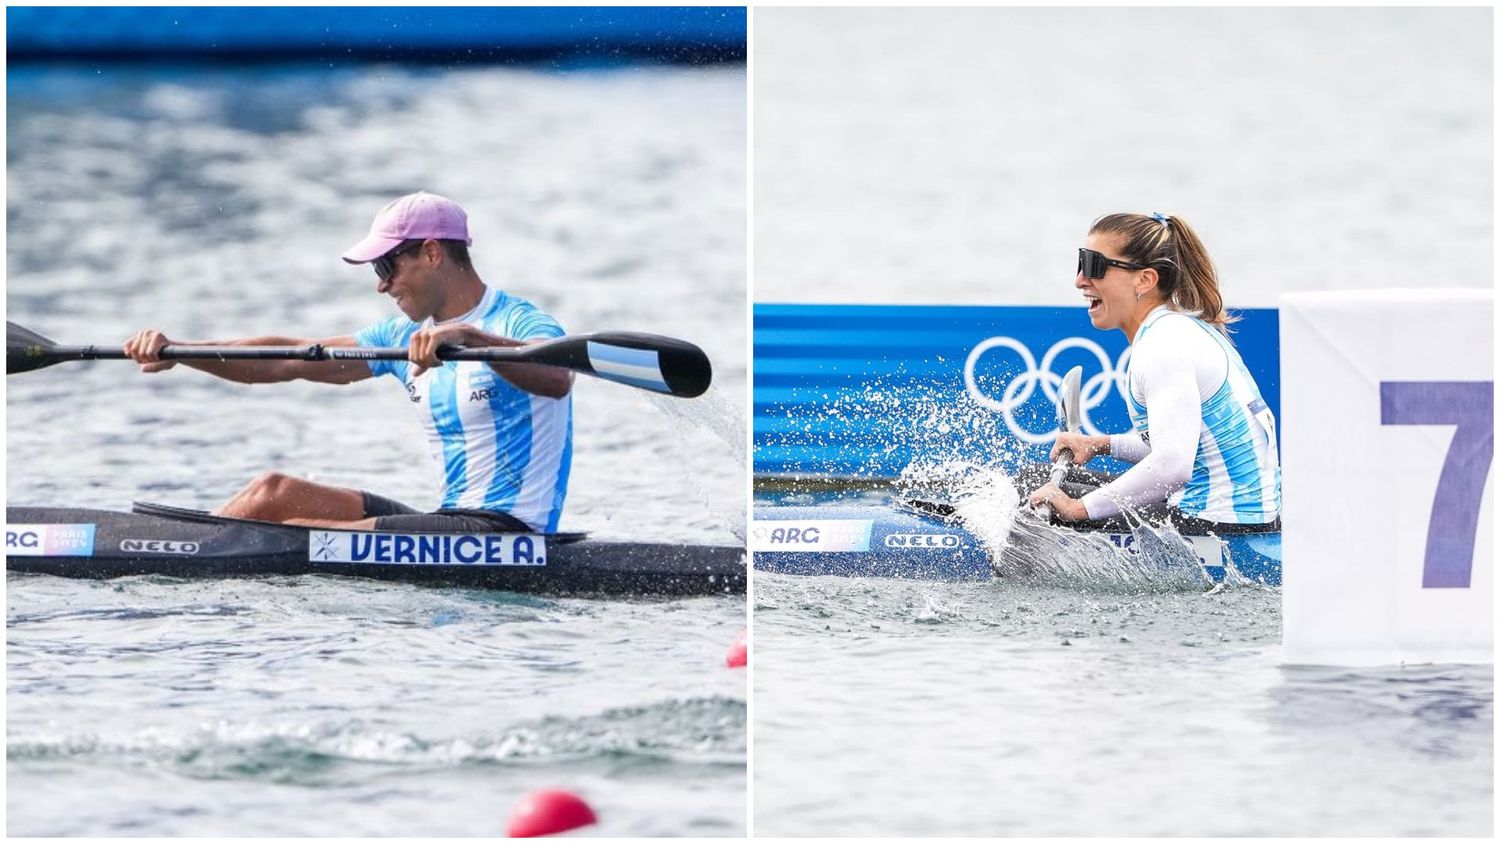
[354,286,573,531]
[1125,309,1281,524]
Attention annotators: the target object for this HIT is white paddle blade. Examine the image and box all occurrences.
[1058,365,1083,434]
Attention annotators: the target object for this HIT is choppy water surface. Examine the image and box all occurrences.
[12,577,744,836]
[7,61,746,835]
[754,572,1492,836]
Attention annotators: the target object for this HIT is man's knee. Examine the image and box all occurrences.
[244,471,300,499]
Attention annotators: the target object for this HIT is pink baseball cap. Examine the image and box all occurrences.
[341,191,472,264]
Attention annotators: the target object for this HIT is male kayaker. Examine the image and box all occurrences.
[123,191,573,533]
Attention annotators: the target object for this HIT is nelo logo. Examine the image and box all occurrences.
[884,534,961,548]
[121,539,201,555]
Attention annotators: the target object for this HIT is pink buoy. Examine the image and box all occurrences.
[726,627,748,668]
[507,789,597,838]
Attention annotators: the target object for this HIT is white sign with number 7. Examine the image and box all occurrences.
[1281,289,1492,666]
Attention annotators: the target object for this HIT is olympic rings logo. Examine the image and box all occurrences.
[963,336,1132,443]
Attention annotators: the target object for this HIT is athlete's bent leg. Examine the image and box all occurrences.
[214,472,368,524]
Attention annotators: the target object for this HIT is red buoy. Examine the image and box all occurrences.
[507,789,597,837]
[726,627,748,668]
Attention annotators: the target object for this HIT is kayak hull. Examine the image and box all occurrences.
[751,504,1281,586]
[7,505,745,597]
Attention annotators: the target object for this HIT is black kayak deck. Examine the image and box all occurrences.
[6,505,745,597]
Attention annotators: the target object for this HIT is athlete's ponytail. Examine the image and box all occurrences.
[1089,213,1237,332]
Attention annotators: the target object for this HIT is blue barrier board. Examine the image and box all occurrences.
[754,304,1279,479]
[7,7,746,62]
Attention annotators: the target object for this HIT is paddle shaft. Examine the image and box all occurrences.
[40,343,561,364]
[1034,365,1085,522]
[8,323,712,398]
[1034,449,1074,522]
[32,344,327,363]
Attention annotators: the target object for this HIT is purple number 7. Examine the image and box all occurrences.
[1380,381,1494,588]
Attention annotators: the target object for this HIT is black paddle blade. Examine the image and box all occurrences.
[7,322,61,374]
[583,332,713,398]
[524,332,713,398]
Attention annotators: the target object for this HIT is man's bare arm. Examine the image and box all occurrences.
[123,331,373,384]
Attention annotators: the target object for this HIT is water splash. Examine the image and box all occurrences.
[994,512,1213,592]
[762,369,1026,480]
[644,387,747,540]
[898,459,1243,593]
[646,387,745,467]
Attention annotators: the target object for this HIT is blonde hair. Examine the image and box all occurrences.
[1090,213,1237,332]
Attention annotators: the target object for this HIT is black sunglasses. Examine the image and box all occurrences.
[1077,248,1148,279]
[373,240,424,282]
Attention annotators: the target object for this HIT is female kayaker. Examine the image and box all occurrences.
[1026,213,1281,530]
